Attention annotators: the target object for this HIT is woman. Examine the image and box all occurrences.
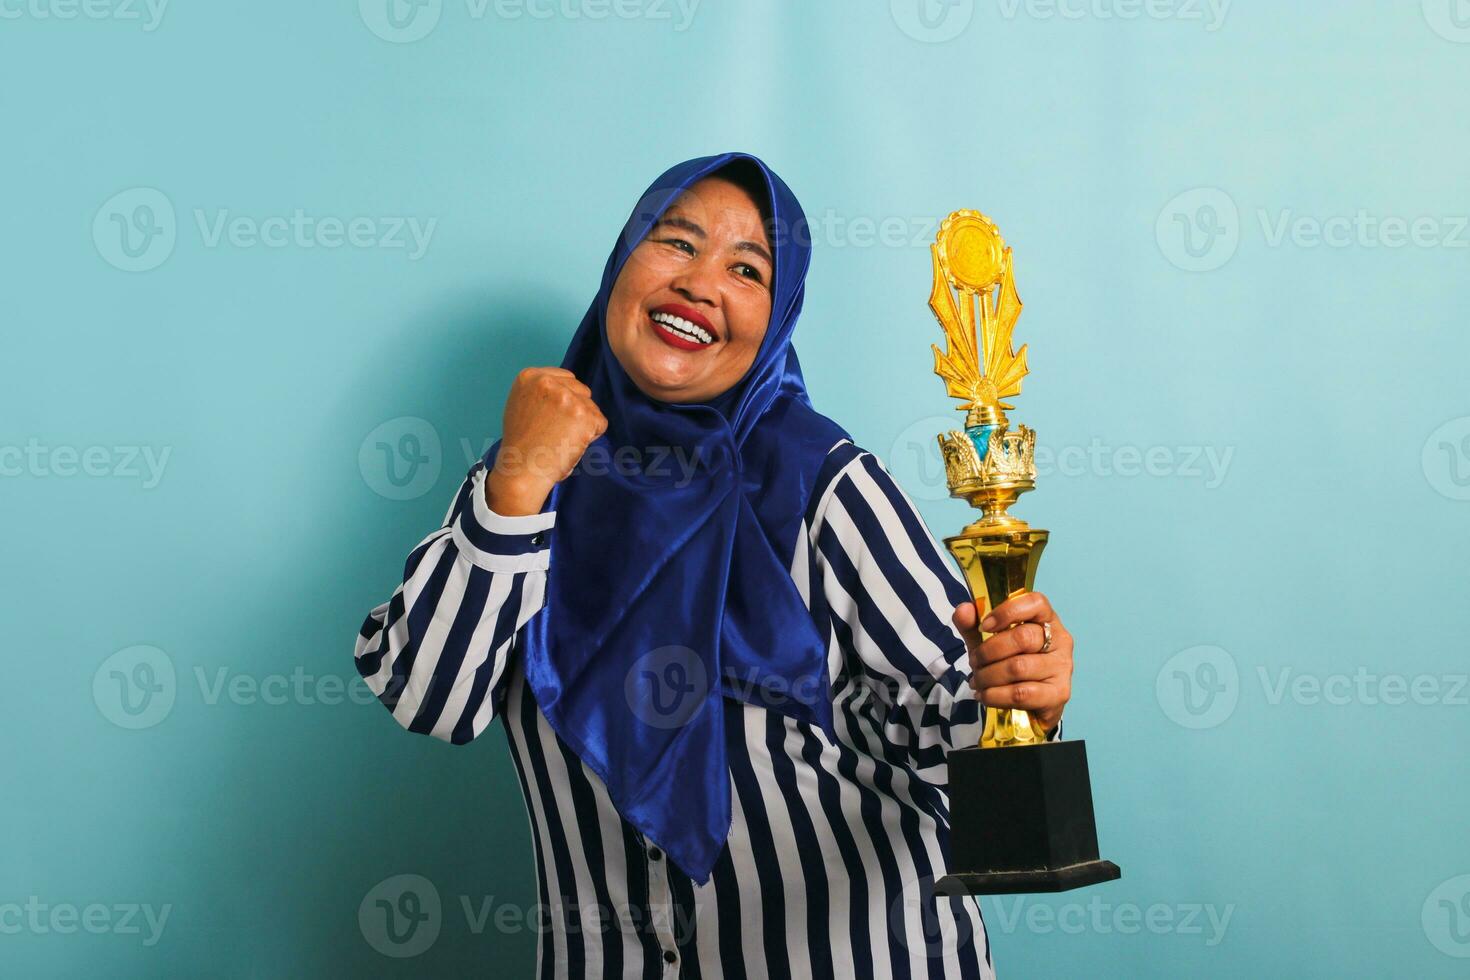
[354,153,1076,979]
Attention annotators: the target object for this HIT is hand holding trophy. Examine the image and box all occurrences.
[927,211,1121,895]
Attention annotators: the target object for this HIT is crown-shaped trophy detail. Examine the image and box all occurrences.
[929,211,1037,533]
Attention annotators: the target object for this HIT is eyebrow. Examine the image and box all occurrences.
[735,238,774,267]
[654,214,773,268]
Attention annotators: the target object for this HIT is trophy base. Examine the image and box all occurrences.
[936,860,1121,896]
[939,740,1121,896]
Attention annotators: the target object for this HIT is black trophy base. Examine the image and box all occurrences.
[937,739,1121,896]
[936,860,1121,896]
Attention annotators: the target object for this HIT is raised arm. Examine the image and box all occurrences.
[353,460,555,743]
[354,365,607,743]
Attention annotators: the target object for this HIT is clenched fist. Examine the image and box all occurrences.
[484,367,607,516]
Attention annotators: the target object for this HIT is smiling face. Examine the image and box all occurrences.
[606,174,774,404]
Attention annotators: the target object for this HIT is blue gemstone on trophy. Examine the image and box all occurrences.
[966,424,995,461]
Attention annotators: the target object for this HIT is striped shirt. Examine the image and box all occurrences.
[355,437,1060,979]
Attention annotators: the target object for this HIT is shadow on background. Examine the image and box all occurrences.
[160,290,581,976]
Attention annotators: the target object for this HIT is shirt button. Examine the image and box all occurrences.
[648,846,663,861]
[663,949,677,964]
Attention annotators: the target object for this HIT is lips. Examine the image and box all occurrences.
[649,314,708,351]
[649,303,718,347]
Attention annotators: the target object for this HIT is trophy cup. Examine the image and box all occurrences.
[927,211,1121,896]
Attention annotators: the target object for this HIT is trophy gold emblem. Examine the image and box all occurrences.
[928,211,1122,895]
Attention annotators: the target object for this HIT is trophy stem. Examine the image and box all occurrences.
[944,526,1051,749]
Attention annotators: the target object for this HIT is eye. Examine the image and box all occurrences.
[652,236,696,256]
[733,263,766,285]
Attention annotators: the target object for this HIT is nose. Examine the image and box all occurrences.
[669,253,720,306]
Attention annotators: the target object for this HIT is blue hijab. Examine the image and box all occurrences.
[483,152,851,884]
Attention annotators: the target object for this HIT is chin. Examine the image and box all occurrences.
[634,375,699,403]
[612,323,719,402]
[629,355,701,396]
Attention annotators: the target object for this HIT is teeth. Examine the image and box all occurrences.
[651,311,713,344]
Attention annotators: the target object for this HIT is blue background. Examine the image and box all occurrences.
[4,1,1469,976]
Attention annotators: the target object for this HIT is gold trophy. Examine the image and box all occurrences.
[927,211,1121,895]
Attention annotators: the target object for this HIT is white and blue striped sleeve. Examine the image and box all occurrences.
[812,449,1059,787]
[354,460,554,745]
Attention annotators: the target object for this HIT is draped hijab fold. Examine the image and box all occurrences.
[481,153,851,884]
